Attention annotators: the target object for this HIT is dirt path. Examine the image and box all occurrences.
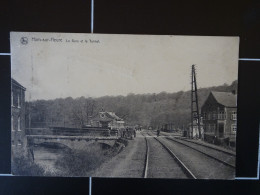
[93,131,146,177]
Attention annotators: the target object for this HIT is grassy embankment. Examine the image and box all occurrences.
[54,138,128,176]
[12,149,46,176]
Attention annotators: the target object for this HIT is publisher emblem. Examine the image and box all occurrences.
[20,37,28,45]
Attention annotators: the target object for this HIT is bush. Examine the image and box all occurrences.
[55,143,110,176]
[12,155,45,176]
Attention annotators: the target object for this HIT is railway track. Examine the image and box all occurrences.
[174,137,236,156]
[148,130,235,169]
[166,137,235,168]
[142,132,196,179]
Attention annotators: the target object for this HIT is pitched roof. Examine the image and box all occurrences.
[211,91,237,107]
[11,78,26,90]
[106,112,122,120]
[92,112,123,122]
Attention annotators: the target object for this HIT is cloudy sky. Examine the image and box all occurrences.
[11,32,239,101]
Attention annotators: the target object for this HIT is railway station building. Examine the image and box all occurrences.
[201,91,237,146]
[11,78,26,153]
[91,111,125,129]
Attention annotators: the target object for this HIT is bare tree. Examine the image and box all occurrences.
[71,98,96,127]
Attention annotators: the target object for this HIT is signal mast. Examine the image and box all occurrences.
[191,65,201,139]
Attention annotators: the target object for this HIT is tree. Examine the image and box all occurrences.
[71,98,96,127]
[25,80,237,130]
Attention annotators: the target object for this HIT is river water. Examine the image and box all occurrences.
[33,146,67,175]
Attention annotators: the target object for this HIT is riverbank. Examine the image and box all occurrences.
[32,138,128,176]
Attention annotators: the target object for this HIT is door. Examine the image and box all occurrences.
[218,123,224,138]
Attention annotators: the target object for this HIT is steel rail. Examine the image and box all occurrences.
[143,135,149,178]
[146,132,196,179]
[174,137,236,156]
[149,130,235,157]
[154,137,197,179]
[167,137,235,169]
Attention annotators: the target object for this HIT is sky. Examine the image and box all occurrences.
[11,32,239,101]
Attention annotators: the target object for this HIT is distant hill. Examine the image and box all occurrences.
[26,80,237,129]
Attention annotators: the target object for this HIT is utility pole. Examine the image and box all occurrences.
[191,65,201,139]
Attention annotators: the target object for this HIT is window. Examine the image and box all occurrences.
[208,124,216,132]
[231,111,237,120]
[207,124,211,132]
[18,95,20,108]
[18,117,21,131]
[231,124,237,132]
[11,115,14,131]
[18,140,22,146]
[208,124,211,132]
[218,111,226,120]
[11,91,14,106]
[212,124,216,131]
[212,112,217,120]
[207,113,211,120]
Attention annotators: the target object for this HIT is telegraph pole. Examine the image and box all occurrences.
[191,65,201,139]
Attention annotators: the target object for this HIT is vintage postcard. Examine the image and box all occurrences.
[10,32,239,178]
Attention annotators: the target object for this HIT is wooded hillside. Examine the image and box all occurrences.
[26,80,237,129]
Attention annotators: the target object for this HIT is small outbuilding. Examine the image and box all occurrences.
[188,119,204,139]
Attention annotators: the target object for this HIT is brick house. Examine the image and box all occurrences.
[11,78,26,151]
[201,91,237,145]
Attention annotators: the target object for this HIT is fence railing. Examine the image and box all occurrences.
[27,127,118,137]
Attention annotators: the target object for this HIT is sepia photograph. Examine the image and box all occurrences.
[10,32,239,179]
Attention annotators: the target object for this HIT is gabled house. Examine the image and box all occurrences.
[91,111,125,129]
[201,91,237,145]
